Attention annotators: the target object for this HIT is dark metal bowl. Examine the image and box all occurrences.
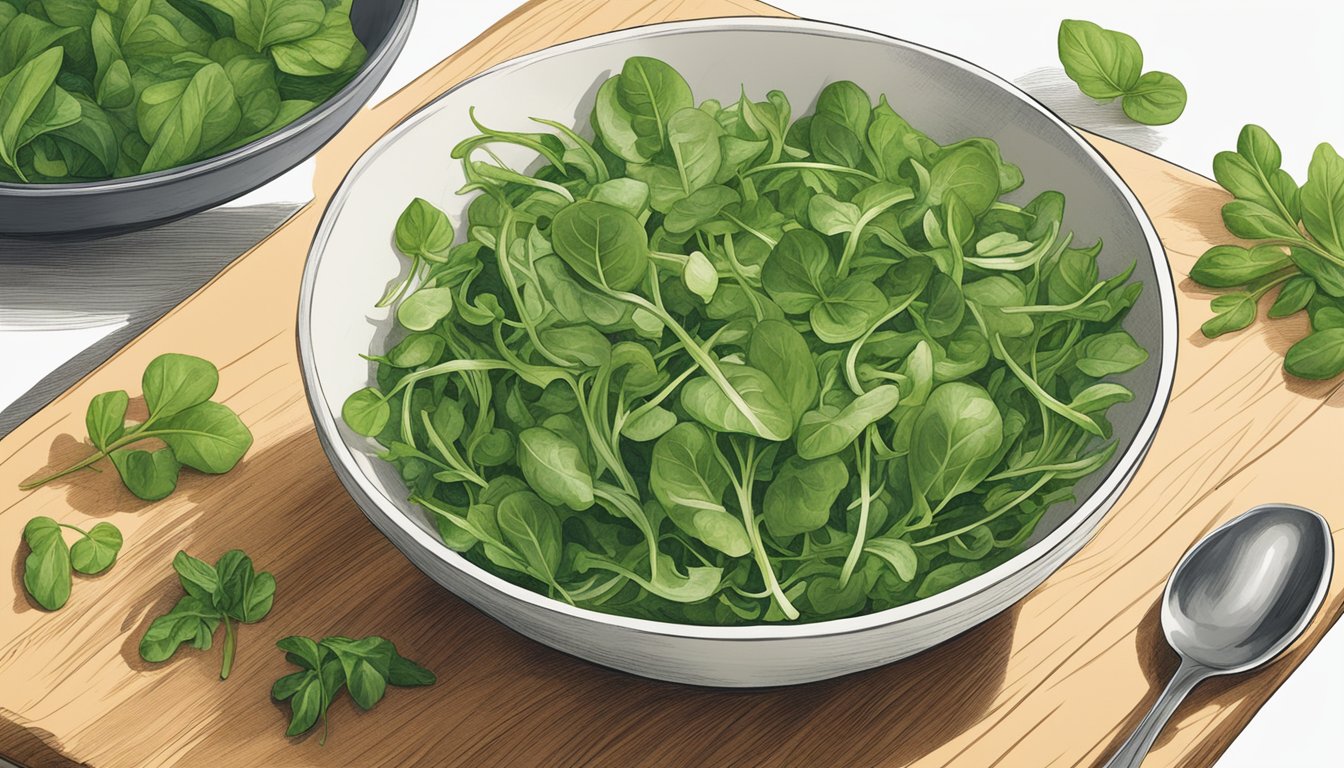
[0,0,417,239]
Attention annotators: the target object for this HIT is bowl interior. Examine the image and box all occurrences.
[0,0,413,194]
[303,19,1172,630]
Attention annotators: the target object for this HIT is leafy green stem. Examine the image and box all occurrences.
[913,472,1055,547]
[839,428,874,586]
[844,291,923,396]
[610,287,773,438]
[220,616,236,680]
[728,439,799,620]
[742,162,881,183]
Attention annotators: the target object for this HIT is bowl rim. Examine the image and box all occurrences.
[0,0,419,195]
[298,16,1179,641]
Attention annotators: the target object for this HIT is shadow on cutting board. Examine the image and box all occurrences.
[0,203,301,439]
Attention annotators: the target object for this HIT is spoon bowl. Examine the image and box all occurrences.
[1106,504,1334,768]
[1164,504,1333,672]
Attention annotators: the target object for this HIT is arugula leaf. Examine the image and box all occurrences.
[21,516,72,610]
[197,0,325,52]
[273,635,434,744]
[141,548,275,678]
[1057,19,1186,126]
[1057,19,1142,100]
[0,47,81,179]
[20,353,252,501]
[20,516,123,610]
[1192,125,1344,379]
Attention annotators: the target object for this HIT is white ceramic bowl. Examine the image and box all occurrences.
[298,17,1177,687]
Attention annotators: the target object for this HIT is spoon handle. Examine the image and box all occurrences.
[1104,660,1208,768]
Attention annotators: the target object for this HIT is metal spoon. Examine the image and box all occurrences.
[1104,503,1334,768]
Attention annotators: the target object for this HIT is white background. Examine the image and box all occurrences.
[1,1,1341,765]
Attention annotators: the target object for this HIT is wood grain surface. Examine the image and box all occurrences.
[2,1,1342,766]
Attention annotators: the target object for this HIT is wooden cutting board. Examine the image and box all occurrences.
[2,1,1341,766]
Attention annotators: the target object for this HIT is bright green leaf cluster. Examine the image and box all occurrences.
[20,515,122,610]
[272,635,435,744]
[1192,124,1344,379]
[139,549,275,678]
[345,57,1148,625]
[0,0,366,182]
[1057,19,1186,126]
[20,352,253,500]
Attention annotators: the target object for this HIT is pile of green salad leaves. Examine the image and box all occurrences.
[0,0,366,182]
[343,56,1150,625]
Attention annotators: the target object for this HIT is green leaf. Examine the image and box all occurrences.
[0,47,76,177]
[0,13,75,74]
[650,423,749,557]
[22,516,71,610]
[664,185,737,234]
[807,194,861,235]
[394,197,454,261]
[198,0,325,52]
[550,200,650,292]
[1300,143,1344,256]
[615,56,693,158]
[386,651,437,687]
[277,635,322,670]
[909,383,1003,505]
[269,0,363,77]
[1285,329,1344,380]
[1057,19,1143,100]
[864,536,917,581]
[747,319,818,421]
[141,353,220,420]
[762,455,848,538]
[396,286,455,332]
[139,594,222,662]
[85,390,128,451]
[495,491,564,583]
[810,278,889,344]
[1074,331,1149,376]
[814,80,872,140]
[221,53,280,136]
[1190,244,1292,288]
[1068,383,1134,414]
[157,400,253,474]
[139,62,241,173]
[680,249,719,303]
[795,386,901,460]
[1201,292,1257,338]
[109,447,181,501]
[591,75,649,164]
[1121,71,1186,125]
[69,522,122,575]
[665,106,722,196]
[1221,200,1303,241]
[680,363,795,441]
[917,561,986,599]
[622,406,677,442]
[761,228,833,313]
[173,550,220,600]
[342,387,389,437]
[1268,276,1316,319]
[517,427,594,511]
[926,145,999,215]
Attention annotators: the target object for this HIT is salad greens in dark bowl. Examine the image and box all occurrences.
[0,0,416,237]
